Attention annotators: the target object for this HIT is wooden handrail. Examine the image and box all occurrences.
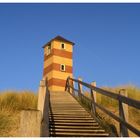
[65,77,140,137]
[68,77,140,110]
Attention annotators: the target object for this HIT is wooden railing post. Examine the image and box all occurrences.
[120,89,129,122]
[65,78,68,91]
[71,77,75,94]
[68,77,74,94]
[119,89,129,137]
[78,77,83,98]
[90,81,97,116]
[67,77,70,93]
[91,81,97,102]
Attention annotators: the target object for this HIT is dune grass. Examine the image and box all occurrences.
[0,91,37,137]
[0,86,139,137]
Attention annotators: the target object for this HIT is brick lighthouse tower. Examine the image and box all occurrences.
[42,36,74,91]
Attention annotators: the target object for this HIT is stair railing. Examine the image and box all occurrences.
[65,77,140,137]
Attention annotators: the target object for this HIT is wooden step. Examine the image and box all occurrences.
[50,109,87,111]
[50,114,91,117]
[49,114,92,117]
[49,117,94,120]
[50,110,86,112]
[50,132,109,137]
[49,125,101,129]
[50,104,80,106]
[49,119,96,123]
[50,111,91,115]
[49,116,94,119]
[50,129,106,133]
[49,122,99,126]
[50,112,89,116]
[50,107,84,109]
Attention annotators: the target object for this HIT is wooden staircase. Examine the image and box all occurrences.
[49,91,109,137]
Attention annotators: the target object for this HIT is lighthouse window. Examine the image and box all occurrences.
[60,64,66,71]
[61,43,65,49]
[47,44,51,55]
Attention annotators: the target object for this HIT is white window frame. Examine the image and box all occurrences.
[60,64,66,72]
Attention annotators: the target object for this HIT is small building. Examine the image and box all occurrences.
[42,35,74,91]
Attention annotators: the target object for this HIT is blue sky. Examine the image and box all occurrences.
[0,3,140,92]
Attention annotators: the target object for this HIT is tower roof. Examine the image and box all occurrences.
[43,35,75,48]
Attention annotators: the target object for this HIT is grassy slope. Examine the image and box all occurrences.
[0,91,37,137]
[0,86,139,137]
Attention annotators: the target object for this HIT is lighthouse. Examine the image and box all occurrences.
[42,36,74,91]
